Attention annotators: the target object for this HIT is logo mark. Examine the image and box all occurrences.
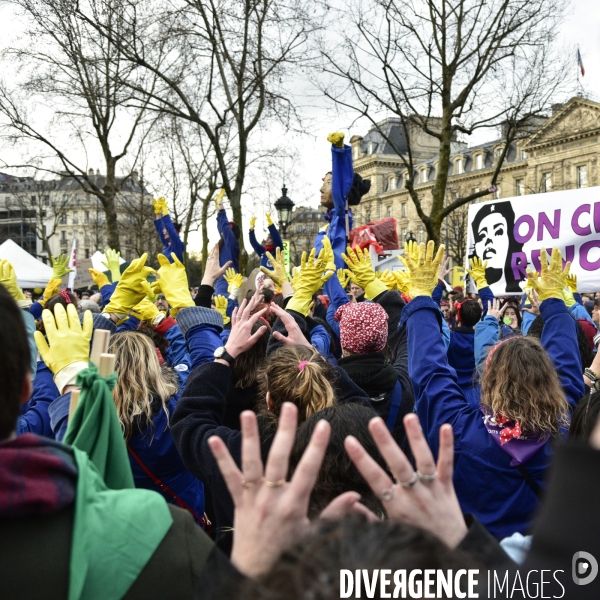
[573,551,598,585]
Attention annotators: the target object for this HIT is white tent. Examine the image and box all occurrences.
[90,250,125,271]
[0,239,53,288]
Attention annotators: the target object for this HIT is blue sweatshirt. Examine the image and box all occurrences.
[215,208,239,296]
[249,224,284,268]
[154,214,185,263]
[447,328,480,409]
[18,360,58,438]
[401,296,584,539]
[315,144,354,269]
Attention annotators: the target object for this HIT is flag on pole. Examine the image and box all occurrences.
[577,49,585,76]
[67,238,77,290]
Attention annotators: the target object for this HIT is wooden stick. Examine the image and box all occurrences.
[90,329,111,368]
[98,353,116,378]
[68,389,80,424]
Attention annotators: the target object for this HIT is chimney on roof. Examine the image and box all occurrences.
[131,170,138,182]
[88,168,94,176]
[96,169,100,176]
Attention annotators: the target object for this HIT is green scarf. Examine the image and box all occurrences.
[65,365,134,490]
[70,446,173,600]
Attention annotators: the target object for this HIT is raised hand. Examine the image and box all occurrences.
[101,248,122,283]
[224,267,244,292]
[345,413,468,550]
[260,247,289,287]
[214,295,231,325]
[146,253,193,317]
[526,247,570,301]
[266,213,274,227]
[0,259,30,307]
[327,132,345,148]
[341,245,387,300]
[400,241,445,298]
[467,257,488,290]
[566,273,578,294]
[214,188,226,211]
[249,216,257,229]
[201,243,233,287]
[51,254,73,280]
[129,297,163,325]
[103,253,155,317]
[38,277,62,307]
[222,296,268,359]
[438,253,451,283]
[88,268,111,290]
[523,289,540,316]
[337,268,350,290]
[152,197,167,215]
[270,303,312,348]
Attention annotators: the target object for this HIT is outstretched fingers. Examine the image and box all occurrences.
[264,403,298,485]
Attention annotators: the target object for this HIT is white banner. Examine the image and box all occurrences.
[466,188,600,295]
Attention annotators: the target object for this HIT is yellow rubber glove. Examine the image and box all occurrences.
[88,268,111,290]
[286,247,334,316]
[214,295,231,325]
[249,216,257,229]
[341,246,387,300]
[260,247,289,287]
[0,259,31,308]
[152,197,167,215]
[224,267,243,291]
[337,268,350,289]
[34,304,93,394]
[320,236,337,275]
[562,287,576,308]
[526,247,570,301]
[38,277,62,307]
[467,257,489,290]
[214,188,226,211]
[393,270,411,295]
[101,248,122,283]
[147,253,193,317]
[289,266,301,292]
[400,241,445,298]
[129,297,165,325]
[327,132,345,148]
[51,254,73,280]
[566,273,578,294]
[104,252,156,316]
[379,270,397,291]
[266,213,274,227]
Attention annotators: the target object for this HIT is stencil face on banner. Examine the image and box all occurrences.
[466,188,600,295]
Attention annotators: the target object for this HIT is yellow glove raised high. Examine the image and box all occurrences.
[327,132,345,148]
[214,189,226,211]
[88,268,111,290]
[287,247,334,316]
[467,257,489,290]
[102,248,122,283]
[104,252,156,317]
[400,241,445,298]
[266,213,274,227]
[224,267,244,293]
[249,216,257,229]
[146,253,193,317]
[152,197,168,216]
[214,295,231,325]
[393,270,411,295]
[0,259,30,308]
[566,273,578,294]
[39,277,62,307]
[337,268,350,290]
[341,246,387,300]
[51,254,73,280]
[260,247,289,287]
[526,247,570,301]
[34,304,93,394]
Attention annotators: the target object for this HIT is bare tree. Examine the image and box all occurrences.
[321,0,571,244]
[0,0,159,250]
[75,0,322,268]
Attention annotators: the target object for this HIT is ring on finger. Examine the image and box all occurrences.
[242,477,264,489]
[417,470,437,483]
[263,478,286,488]
[379,486,396,502]
[400,471,419,489]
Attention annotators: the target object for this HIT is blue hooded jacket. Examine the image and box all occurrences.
[18,360,58,438]
[400,296,584,539]
[249,224,283,268]
[215,208,240,296]
[154,214,185,263]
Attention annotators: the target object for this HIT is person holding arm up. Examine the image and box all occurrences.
[249,213,283,269]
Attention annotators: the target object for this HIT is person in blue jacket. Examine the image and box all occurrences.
[249,213,283,268]
[214,190,240,296]
[400,242,585,540]
[314,133,370,268]
[152,197,185,263]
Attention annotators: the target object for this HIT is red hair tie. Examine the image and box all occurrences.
[59,289,72,304]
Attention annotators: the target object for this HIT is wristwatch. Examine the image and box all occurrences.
[214,346,236,367]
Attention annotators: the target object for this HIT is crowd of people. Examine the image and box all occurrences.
[2,133,600,599]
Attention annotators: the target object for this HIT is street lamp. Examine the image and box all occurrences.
[274,185,294,236]
[405,230,417,244]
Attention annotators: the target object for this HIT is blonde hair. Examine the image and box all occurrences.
[258,345,336,426]
[109,332,179,440]
[480,336,570,437]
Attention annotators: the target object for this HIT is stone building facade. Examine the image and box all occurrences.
[350,96,600,262]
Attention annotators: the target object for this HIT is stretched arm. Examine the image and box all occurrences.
[432,283,444,307]
[161,214,185,262]
[154,216,169,248]
[249,229,264,256]
[323,272,347,337]
[479,286,494,318]
[268,223,283,250]
[17,360,57,437]
[474,315,500,375]
[158,318,191,392]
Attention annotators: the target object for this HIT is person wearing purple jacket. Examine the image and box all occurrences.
[399,242,584,539]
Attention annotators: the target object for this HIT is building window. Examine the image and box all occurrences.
[493,186,501,200]
[367,142,373,155]
[72,211,79,224]
[541,172,552,192]
[63,194,68,202]
[420,168,428,183]
[401,202,407,218]
[577,165,588,188]
[60,230,67,242]
[85,248,90,259]
[401,228,407,241]
[516,179,525,196]
[43,195,49,206]
[455,158,463,175]
[353,146,359,160]
[389,177,396,191]
[386,205,392,218]
[30,195,37,205]
[495,148,504,163]
[521,150,528,160]
[84,211,89,223]
[417,225,425,243]
[475,154,483,170]
[59,213,67,224]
